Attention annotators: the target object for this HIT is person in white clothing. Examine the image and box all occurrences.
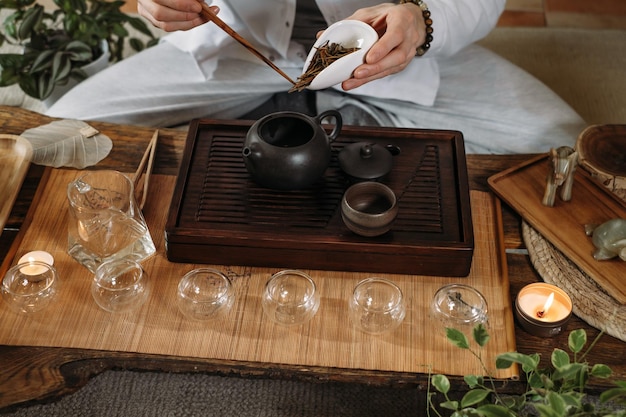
[45,0,586,154]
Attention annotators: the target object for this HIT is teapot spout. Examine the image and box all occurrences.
[242,143,260,161]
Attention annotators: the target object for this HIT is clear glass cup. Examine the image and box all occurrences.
[431,284,488,335]
[67,170,156,273]
[348,277,406,334]
[177,268,235,321]
[1,261,58,314]
[91,258,150,313]
[261,270,320,326]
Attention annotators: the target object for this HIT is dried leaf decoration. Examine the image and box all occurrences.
[20,119,112,169]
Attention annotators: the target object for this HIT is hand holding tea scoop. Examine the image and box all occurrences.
[291,20,379,92]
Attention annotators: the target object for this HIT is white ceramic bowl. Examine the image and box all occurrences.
[303,20,378,90]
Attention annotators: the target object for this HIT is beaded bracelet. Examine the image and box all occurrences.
[399,0,433,56]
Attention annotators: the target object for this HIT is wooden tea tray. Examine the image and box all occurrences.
[489,154,626,304]
[166,120,474,277]
[0,168,517,380]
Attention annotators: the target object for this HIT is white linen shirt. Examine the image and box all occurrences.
[163,0,505,107]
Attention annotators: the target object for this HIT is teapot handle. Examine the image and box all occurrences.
[315,110,343,142]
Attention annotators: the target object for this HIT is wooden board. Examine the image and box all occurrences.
[489,154,626,304]
[0,134,32,238]
[166,120,474,277]
[0,169,517,379]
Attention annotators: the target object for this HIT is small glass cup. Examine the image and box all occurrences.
[177,268,235,321]
[431,284,488,335]
[261,270,320,326]
[348,278,406,334]
[1,261,58,314]
[91,258,150,313]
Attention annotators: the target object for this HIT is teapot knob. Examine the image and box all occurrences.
[338,141,394,180]
[360,144,374,158]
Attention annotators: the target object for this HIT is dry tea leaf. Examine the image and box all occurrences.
[20,119,112,169]
[289,41,360,92]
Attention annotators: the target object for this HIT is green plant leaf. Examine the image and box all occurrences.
[473,323,490,347]
[495,352,538,371]
[461,389,491,408]
[65,40,93,62]
[464,374,480,388]
[475,404,517,417]
[51,51,71,83]
[452,410,480,417]
[36,72,55,99]
[600,385,626,403]
[560,392,583,409]
[552,363,585,381]
[540,373,555,390]
[546,391,567,415]
[28,49,55,73]
[0,68,20,86]
[591,364,612,378]
[126,15,155,38]
[432,374,451,394]
[534,404,563,417]
[568,329,587,353]
[446,328,470,349]
[440,400,459,411]
[16,4,43,40]
[551,348,570,368]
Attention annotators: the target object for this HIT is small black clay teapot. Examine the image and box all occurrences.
[242,110,342,190]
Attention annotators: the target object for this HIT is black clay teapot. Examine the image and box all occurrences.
[242,110,342,190]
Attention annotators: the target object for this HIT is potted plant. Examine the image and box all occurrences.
[0,0,158,102]
[429,324,626,417]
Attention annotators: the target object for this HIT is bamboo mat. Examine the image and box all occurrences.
[0,169,517,379]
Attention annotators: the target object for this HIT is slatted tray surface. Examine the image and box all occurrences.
[166,120,473,276]
[0,169,517,380]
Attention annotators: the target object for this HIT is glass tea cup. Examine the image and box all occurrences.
[177,268,235,321]
[67,170,156,273]
[91,258,150,313]
[431,284,488,335]
[348,277,406,334]
[261,270,320,326]
[1,261,58,314]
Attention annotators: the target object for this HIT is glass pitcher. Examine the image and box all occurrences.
[67,170,156,273]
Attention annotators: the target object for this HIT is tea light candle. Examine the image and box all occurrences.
[17,251,54,276]
[515,283,572,337]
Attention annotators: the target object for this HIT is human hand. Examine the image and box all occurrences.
[339,3,427,90]
[137,0,218,32]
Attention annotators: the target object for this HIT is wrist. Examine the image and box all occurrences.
[399,0,433,56]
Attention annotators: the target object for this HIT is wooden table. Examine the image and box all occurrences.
[1,106,625,411]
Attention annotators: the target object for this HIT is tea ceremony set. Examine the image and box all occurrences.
[0,15,625,414]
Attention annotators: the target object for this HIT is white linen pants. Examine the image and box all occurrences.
[46,41,586,154]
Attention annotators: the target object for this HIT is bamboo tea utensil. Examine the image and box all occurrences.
[199,2,296,85]
[133,130,158,210]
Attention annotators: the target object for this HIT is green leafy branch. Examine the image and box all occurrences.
[0,0,158,99]
[428,324,626,417]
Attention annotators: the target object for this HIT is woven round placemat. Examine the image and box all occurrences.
[522,221,626,342]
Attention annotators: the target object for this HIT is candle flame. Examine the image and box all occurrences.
[27,256,36,263]
[537,292,555,318]
[543,292,555,313]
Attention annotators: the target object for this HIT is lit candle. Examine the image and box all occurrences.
[17,251,55,276]
[515,283,572,337]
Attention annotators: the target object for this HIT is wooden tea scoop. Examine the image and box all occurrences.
[199,2,296,85]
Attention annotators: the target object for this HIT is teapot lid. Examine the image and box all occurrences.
[338,142,393,180]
